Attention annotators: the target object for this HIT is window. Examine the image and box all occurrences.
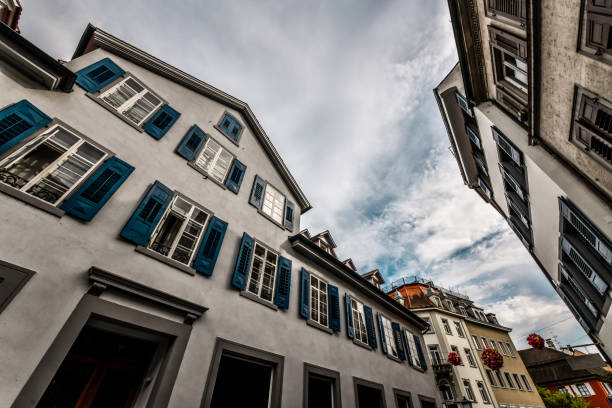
[439,382,454,401]
[575,383,591,397]
[430,296,442,307]
[521,374,533,391]
[459,305,467,316]
[454,321,465,337]
[394,389,413,408]
[499,341,508,355]
[310,274,329,327]
[405,331,423,369]
[194,137,234,184]
[513,373,524,390]
[354,377,385,408]
[463,379,475,401]
[249,175,295,231]
[571,88,612,169]
[478,381,491,404]
[75,58,125,93]
[442,318,452,335]
[490,339,498,351]
[304,363,341,408]
[557,385,569,394]
[0,100,51,156]
[217,112,243,143]
[601,382,612,395]
[481,337,490,348]
[380,315,399,358]
[121,181,227,276]
[0,122,107,206]
[496,370,506,388]
[472,335,483,349]
[423,317,435,334]
[351,297,369,345]
[300,268,339,331]
[489,27,528,120]
[486,0,527,25]
[506,342,515,357]
[0,260,35,313]
[429,345,443,366]
[465,349,476,367]
[98,75,164,126]
[204,339,283,408]
[419,396,437,408]
[247,242,279,303]
[578,2,612,62]
[486,369,498,387]
[451,346,463,365]
[504,372,515,389]
[445,300,455,311]
[149,195,210,266]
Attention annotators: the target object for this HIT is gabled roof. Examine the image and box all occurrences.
[72,24,311,212]
[311,230,337,248]
[0,21,75,91]
[361,269,385,284]
[342,258,357,272]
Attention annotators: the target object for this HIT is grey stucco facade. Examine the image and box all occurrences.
[0,25,441,407]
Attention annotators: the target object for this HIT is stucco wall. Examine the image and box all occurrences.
[0,49,440,407]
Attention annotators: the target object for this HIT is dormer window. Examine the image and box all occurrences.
[430,296,442,307]
[319,240,330,253]
[445,300,455,312]
[217,112,243,144]
[459,306,467,316]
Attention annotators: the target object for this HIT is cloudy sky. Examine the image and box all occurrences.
[21,0,588,350]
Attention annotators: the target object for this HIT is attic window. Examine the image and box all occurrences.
[445,300,455,312]
[217,112,243,144]
[430,296,442,307]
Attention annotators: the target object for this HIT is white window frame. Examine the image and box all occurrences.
[490,339,498,351]
[499,341,508,355]
[148,194,211,267]
[350,297,369,345]
[445,300,455,312]
[463,379,475,401]
[465,348,476,367]
[496,370,506,388]
[0,122,108,207]
[454,321,465,337]
[486,369,498,387]
[423,317,435,334]
[431,296,442,307]
[477,381,491,404]
[521,374,533,391]
[481,337,490,348]
[97,74,164,127]
[193,136,235,185]
[472,335,483,349]
[381,314,399,358]
[459,306,467,316]
[440,382,454,401]
[513,373,524,391]
[261,182,286,225]
[429,344,443,366]
[557,386,569,394]
[309,273,329,328]
[575,383,591,397]
[506,342,516,357]
[504,372,515,389]
[246,240,279,303]
[601,382,612,395]
[442,318,453,335]
[405,330,422,368]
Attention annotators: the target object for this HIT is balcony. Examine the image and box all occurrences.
[432,363,454,382]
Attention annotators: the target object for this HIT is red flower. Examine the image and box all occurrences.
[448,352,462,366]
[527,333,545,349]
[481,348,504,370]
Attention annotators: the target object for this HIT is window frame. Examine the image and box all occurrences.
[145,192,212,269]
[202,337,284,408]
[464,348,476,367]
[575,383,591,397]
[485,0,527,26]
[513,373,524,390]
[506,342,516,357]
[486,369,498,387]
[423,316,435,334]
[189,134,237,189]
[481,337,490,348]
[353,376,387,408]
[496,370,506,388]
[393,388,413,408]
[260,181,287,227]
[521,374,533,391]
[350,296,370,346]
[308,273,330,329]
[88,72,168,132]
[380,313,400,359]
[601,382,612,395]
[463,379,476,402]
[303,362,342,408]
[472,335,483,349]
[477,380,491,404]
[451,346,464,366]
[441,318,453,335]
[429,344,443,366]
[453,321,465,337]
[504,371,515,389]
[244,239,280,305]
[215,110,244,145]
[577,0,612,64]
[0,118,112,217]
[0,260,35,313]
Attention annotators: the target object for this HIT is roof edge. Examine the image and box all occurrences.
[71,24,312,212]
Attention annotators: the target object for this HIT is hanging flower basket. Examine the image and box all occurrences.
[447,351,462,366]
[527,333,545,349]
[481,348,504,370]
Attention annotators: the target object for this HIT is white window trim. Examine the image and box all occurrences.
[429,344,443,366]
[442,318,453,335]
[350,296,369,345]
[481,337,490,348]
[380,314,399,358]
[472,335,483,349]
[95,73,165,128]
[148,193,211,267]
[193,135,236,186]
[465,348,476,367]
[506,342,516,357]
[0,121,109,208]
[246,240,279,303]
[504,372,515,389]
[405,329,422,369]
[463,379,475,401]
[261,182,286,226]
[486,369,498,387]
[477,381,491,404]
[309,273,329,328]
[521,374,533,391]
[601,382,612,396]
[454,321,465,337]
[513,373,524,391]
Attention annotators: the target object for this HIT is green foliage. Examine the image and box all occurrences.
[537,386,590,408]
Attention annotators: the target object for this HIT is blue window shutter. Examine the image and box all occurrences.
[344,293,354,339]
[143,105,180,140]
[176,125,206,161]
[192,216,228,276]
[273,256,291,309]
[231,232,254,290]
[120,181,173,246]
[376,313,388,354]
[61,157,134,221]
[364,305,377,348]
[75,58,125,93]
[225,159,246,194]
[249,175,267,209]
[0,100,51,155]
[402,330,413,367]
[283,200,295,231]
[415,335,427,370]
[299,268,310,319]
[220,113,242,142]
[328,285,341,332]
[392,322,406,361]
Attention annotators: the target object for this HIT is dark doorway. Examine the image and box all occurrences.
[357,384,384,408]
[37,325,158,408]
[210,354,273,408]
[308,374,334,408]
